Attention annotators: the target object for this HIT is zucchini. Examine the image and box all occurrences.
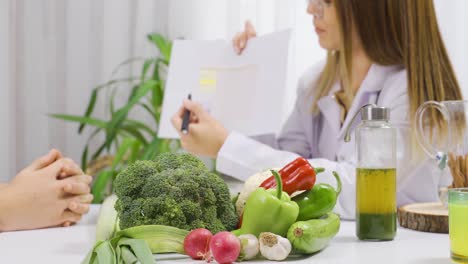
[287,213,340,254]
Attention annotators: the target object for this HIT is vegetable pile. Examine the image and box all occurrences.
[231,157,342,259]
[113,152,238,233]
[84,155,343,263]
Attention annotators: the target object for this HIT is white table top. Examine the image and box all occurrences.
[0,205,452,264]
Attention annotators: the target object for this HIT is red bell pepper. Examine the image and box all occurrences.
[259,157,322,195]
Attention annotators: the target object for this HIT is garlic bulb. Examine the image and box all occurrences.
[259,232,291,261]
[238,234,259,260]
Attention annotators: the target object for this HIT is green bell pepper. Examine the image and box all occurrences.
[293,171,342,221]
[232,170,299,237]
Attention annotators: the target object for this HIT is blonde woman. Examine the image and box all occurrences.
[171,0,462,219]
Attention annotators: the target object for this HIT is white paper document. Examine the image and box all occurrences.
[158,30,292,139]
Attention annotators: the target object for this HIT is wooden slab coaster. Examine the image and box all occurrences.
[397,202,448,233]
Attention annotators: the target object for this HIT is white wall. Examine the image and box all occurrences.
[434,0,468,98]
[0,0,15,180]
[0,0,171,181]
[168,0,227,40]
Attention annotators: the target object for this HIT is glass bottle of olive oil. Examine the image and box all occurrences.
[354,106,397,241]
[356,168,396,240]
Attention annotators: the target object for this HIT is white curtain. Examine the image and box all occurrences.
[434,0,468,96]
[0,0,14,181]
[0,0,467,181]
[0,0,169,181]
[0,0,300,181]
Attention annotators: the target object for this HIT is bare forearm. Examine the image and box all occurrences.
[0,185,22,232]
[0,186,12,231]
[0,183,9,230]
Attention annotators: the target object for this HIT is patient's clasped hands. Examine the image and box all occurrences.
[0,149,93,231]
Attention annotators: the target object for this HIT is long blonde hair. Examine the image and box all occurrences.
[312,0,463,130]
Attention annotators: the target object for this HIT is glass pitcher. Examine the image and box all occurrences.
[415,100,468,189]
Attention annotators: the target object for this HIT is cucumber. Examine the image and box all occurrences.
[287,212,340,254]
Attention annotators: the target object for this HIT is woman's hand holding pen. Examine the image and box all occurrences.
[171,21,256,157]
[171,99,228,158]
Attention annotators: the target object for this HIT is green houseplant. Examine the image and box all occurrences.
[51,33,179,203]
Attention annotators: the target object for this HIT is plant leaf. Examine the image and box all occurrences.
[123,119,156,137]
[104,80,157,150]
[80,127,105,173]
[110,137,135,173]
[82,240,117,264]
[97,77,141,90]
[116,238,154,264]
[128,140,142,163]
[49,114,108,128]
[116,80,157,124]
[81,145,89,172]
[147,33,172,62]
[158,139,171,154]
[127,85,140,103]
[151,58,161,82]
[120,125,148,145]
[76,76,142,133]
[91,141,108,161]
[110,57,145,79]
[152,81,164,120]
[78,89,98,134]
[141,136,160,160]
[141,58,156,82]
[137,103,158,125]
[110,88,118,114]
[91,170,114,204]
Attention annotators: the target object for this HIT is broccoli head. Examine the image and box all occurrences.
[153,152,207,172]
[113,152,238,233]
[113,160,157,198]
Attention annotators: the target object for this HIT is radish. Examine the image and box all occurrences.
[209,232,241,264]
[184,228,213,260]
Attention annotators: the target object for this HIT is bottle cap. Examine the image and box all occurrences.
[361,106,390,121]
[344,104,390,142]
